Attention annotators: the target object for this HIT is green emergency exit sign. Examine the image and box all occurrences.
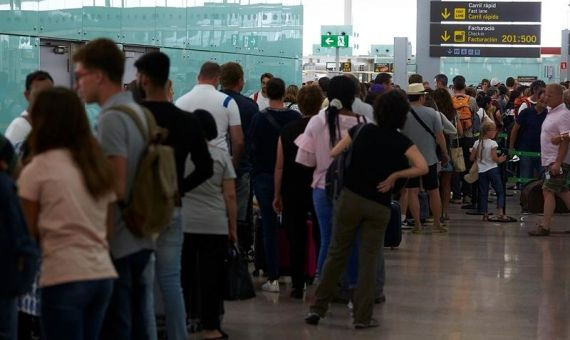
[321,34,349,48]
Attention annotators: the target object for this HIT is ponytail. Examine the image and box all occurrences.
[326,106,341,148]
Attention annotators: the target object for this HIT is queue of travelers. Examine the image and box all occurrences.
[2,36,570,339]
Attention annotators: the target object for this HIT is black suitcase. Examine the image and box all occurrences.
[385,201,402,248]
[521,179,570,213]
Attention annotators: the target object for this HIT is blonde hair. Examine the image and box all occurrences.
[478,120,496,159]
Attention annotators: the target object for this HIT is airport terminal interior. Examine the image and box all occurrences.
[2,1,570,340]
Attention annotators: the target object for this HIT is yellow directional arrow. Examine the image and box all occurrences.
[441,30,451,42]
[441,8,451,19]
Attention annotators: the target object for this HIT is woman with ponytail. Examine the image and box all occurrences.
[295,76,366,294]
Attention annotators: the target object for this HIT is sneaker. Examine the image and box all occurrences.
[305,313,321,325]
[354,318,380,329]
[528,225,550,237]
[262,280,280,293]
[187,319,202,333]
[411,226,422,234]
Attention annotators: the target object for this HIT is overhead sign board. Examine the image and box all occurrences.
[430,46,540,58]
[430,24,540,45]
[517,76,538,83]
[429,1,541,58]
[430,2,541,23]
[321,35,350,48]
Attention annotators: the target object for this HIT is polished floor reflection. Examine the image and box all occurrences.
[212,195,570,340]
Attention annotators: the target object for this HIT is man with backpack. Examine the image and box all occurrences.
[135,51,214,340]
[249,78,300,293]
[452,75,479,206]
[73,38,156,340]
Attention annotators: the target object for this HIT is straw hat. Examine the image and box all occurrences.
[407,83,427,95]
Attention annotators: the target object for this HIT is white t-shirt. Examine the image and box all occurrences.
[251,91,270,111]
[5,111,31,148]
[176,84,241,151]
[352,97,374,122]
[473,139,499,173]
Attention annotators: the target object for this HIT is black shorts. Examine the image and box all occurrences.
[406,164,439,190]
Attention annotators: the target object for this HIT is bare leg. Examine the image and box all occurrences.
[541,190,556,229]
[407,188,421,228]
[427,188,442,228]
[440,173,452,219]
[399,188,408,222]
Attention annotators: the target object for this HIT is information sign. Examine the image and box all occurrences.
[429,1,541,58]
[430,2,541,23]
[430,24,540,46]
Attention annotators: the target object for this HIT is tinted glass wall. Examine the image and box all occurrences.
[0,0,303,132]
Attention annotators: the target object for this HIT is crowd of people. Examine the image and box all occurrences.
[2,36,570,339]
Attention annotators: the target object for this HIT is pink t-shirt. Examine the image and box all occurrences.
[295,110,366,189]
[541,103,570,167]
[18,149,117,287]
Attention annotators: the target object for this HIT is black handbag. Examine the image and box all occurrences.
[224,245,256,301]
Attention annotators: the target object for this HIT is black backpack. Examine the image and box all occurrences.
[0,173,40,296]
[325,123,366,201]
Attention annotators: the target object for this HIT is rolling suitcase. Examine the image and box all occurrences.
[305,213,317,279]
[384,201,402,248]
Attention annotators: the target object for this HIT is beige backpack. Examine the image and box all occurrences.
[111,105,178,238]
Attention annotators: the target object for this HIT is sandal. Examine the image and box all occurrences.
[431,226,448,233]
[528,225,550,237]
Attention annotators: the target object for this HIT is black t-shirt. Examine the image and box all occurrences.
[280,117,314,199]
[142,101,213,194]
[249,108,301,175]
[344,124,413,207]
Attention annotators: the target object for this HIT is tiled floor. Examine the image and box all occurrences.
[217,195,570,340]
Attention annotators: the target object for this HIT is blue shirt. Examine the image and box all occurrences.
[221,89,260,176]
[515,106,547,152]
